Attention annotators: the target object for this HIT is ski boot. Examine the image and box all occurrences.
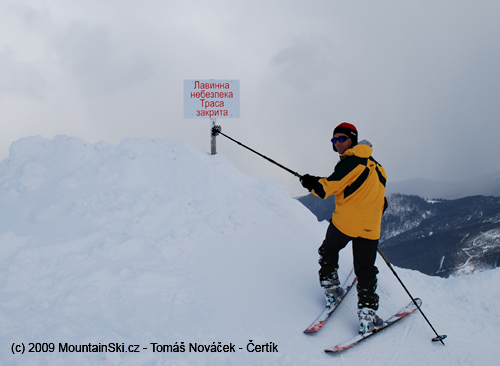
[325,286,345,308]
[357,307,383,334]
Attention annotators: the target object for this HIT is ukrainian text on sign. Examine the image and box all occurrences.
[184,80,240,119]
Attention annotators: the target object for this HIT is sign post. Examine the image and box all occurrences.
[210,118,217,155]
[184,80,240,155]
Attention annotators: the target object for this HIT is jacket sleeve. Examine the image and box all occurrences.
[312,159,366,199]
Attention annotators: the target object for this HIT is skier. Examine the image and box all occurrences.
[300,122,388,334]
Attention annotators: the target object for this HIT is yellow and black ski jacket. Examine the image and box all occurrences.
[310,142,387,240]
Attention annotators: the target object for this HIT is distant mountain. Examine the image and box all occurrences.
[295,193,336,222]
[386,171,500,199]
[296,193,500,277]
[380,194,500,277]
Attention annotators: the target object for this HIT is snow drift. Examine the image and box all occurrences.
[0,135,498,365]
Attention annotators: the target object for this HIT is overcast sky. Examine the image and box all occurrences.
[1,0,499,197]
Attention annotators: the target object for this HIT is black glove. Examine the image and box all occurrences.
[300,174,318,192]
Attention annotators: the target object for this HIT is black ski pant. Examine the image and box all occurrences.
[318,221,379,310]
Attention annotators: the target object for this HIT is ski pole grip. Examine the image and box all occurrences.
[211,125,222,137]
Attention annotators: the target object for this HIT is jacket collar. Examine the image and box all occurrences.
[340,141,373,159]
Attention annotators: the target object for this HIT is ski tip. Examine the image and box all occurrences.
[303,321,324,334]
[325,343,355,354]
[303,329,317,334]
[324,347,342,353]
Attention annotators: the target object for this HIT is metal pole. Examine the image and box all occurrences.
[211,125,301,178]
[377,248,447,344]
[211,118,217,155]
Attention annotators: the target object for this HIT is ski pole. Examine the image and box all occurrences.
[211,125,302,178]
[377,248,447,345]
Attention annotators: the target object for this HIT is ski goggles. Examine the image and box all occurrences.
[331,135,350,144]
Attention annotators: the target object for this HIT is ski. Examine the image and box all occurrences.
[325,298,422,353]
[303,268,357,333]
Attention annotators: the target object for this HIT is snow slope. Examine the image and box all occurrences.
[0,135,498,365]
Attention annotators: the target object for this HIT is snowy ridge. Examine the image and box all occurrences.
[0,135,498,365]
[380,194,435,241]
[455,228,500,276]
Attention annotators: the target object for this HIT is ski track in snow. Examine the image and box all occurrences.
[0,135,498,365]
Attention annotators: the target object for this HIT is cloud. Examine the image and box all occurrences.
[0,47,46,100]
[270,36,336,91]
[7,1,50,33]
[53,21,156,96]
[0,0,499,197]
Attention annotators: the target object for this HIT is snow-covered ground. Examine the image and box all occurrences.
[0,135,498,365]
